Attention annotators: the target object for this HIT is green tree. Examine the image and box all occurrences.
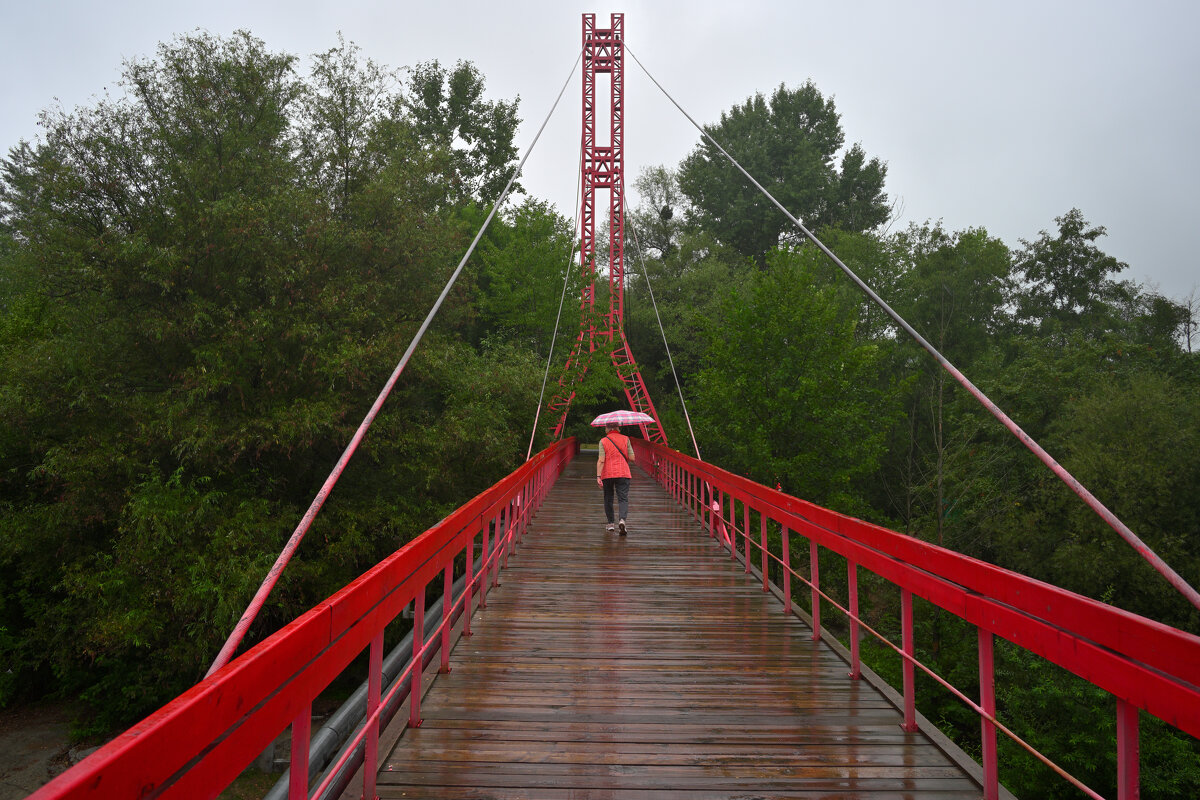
[0,30,533,733]
[1014,208,1132,340]
[405,59,521,205]
[678,81,889,263]
[472,198,577,351]
[692,246,898,512]
[627,165,689,261]
[883,224,1014,548]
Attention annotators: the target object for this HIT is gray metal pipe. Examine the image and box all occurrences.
[264,536,496,800]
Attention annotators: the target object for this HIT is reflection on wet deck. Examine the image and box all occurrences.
[375,457,982,798]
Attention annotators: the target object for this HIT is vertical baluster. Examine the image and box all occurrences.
[724,489,734,556]
[760,515,769,592]
[492,512,502,588]
[708,485,716,539]
[479,519,490,609]
[901,589,918,731]
[848,561,861,680]
[743,501,751,573]
[781,525,791,614]
[521,483,530,540]
[1117,698,1140,799]
[978,629,998,800]
[441,563,453,673]
[410,591,425,728]
[364,632,383,800]
[464,532,475,636]
[502,499,512,568]
[809,540,820,641]
[288,705,311,800]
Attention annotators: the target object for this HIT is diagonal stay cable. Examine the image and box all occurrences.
[626,43,1200,613]
[527,142,584,461]
[206,50,584,678]
[625,220,702,460]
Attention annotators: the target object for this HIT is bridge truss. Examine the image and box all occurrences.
[546,12,667,444]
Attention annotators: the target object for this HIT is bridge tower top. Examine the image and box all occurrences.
[548,12,667,444]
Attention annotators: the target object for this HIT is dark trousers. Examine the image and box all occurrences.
[603,477,630,523]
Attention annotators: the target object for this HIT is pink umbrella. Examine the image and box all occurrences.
[591,410,655,427]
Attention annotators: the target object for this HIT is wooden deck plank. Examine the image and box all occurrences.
[376,457,983,798]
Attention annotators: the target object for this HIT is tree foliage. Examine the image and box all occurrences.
[678,81,889,262]
[0,30,541,733]
[3,37,1199,797]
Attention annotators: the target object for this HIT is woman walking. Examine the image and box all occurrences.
[596,423,636,534]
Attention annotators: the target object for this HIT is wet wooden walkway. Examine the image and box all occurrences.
[375,455,984,798]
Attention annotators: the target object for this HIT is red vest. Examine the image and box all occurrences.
[600,433,632,479]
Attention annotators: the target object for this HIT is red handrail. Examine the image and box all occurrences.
[636,439,1200,800]
[29,439,577,800]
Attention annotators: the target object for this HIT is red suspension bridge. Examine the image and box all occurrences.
[31,13,1200,800]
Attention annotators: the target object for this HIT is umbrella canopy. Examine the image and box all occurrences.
[591,410,655,427]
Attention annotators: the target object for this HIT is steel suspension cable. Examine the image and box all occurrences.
[626,44,1200,614]
[527,142,585,461]
[625,220,702,460]
[206,50,584,678]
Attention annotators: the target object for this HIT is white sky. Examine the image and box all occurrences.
[2,0,1197,300]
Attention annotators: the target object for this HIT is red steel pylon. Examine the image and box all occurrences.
[546,12,667,445]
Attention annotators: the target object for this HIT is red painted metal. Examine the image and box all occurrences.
[901,588,918,731]
[409,592,424,728]
[1118,699,1140,799]
[547,14,667,445]
[809,541,820,641]
[782,526,792,614]
[440,564,453,674]
[289,707,310,800]
[365,632,383,800]
[464,536,475,638]
[979,630,999,800]
[743,500,752,573]
[29,440,576,800]
[636,438,1200,797]
[760,514,768,592]
[848,561,861,680]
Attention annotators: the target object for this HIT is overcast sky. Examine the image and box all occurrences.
[3,0,1197,300]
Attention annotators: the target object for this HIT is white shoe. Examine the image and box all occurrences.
[618,519,627,536]
[606,523,615,532]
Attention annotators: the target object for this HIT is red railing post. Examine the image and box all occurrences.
[848,560,861,680]
[502,499,512,569]
[726,492,736,558]
[743,500,751,573]
[479,521,490,609]
[521,483,530,540]
[441,563,453,674]
[410,591,425,728]
[978,628,999,800]
[782,525,792,614]
[491,512,502,588]
[364,631,383,800]
[288,705,311,800]
[760,514,769,592]
[809,540,820,641]
[464,531,475,636]
[1118,698,1140,799]
[901,588,918,731]
[708,485,716,540]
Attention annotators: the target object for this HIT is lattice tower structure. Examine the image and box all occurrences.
[546,12,667,445]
